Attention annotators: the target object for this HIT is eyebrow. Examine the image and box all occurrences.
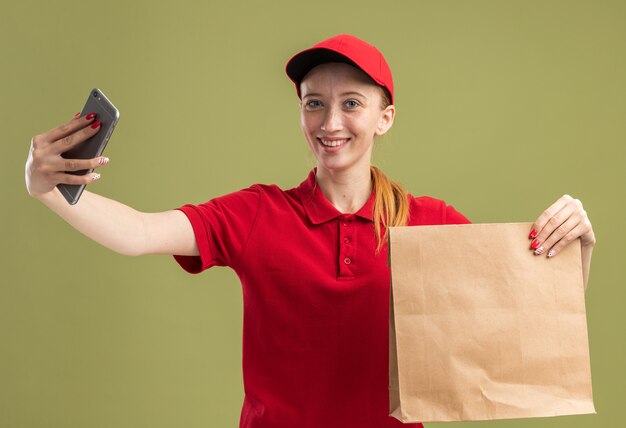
[302,91,368,99]
[341,91,367,99]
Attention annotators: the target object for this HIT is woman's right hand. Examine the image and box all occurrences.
[25,112,109,198]
[25,113,199,257]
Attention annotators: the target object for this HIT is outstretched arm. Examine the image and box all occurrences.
[26,112,198,257]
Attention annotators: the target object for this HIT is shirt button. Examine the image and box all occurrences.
[342,221,349,227]
[343,237,351,244]
[343,257,352,265]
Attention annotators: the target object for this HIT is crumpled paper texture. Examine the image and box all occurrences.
[389,223,595,422]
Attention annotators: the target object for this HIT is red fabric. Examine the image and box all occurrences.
[174,169,470,428]
[285,34,395,104]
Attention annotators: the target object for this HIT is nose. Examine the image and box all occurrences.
[321,106,343,132]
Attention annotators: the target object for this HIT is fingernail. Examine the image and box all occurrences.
[86,113,96,120]
[92,173,101,181]
[73,111,81,119]
[547,250,556,258]
[97,157,109,165]
[534,246,545,255]
[91,120,101,129]
[529,229,538,239]
[530,239,541,250]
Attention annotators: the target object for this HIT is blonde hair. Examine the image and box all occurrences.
[370,166,409,253]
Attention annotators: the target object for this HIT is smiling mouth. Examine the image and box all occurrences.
[318,138,350,147]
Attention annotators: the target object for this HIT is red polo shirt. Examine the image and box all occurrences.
[174,169,469,428]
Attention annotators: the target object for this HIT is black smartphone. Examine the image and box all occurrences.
[57,88,120,205]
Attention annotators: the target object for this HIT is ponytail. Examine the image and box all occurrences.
[370,166,410,253]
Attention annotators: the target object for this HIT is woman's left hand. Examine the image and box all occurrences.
[528,194,595,258]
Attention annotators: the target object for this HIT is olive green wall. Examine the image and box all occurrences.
[1,0,624,427]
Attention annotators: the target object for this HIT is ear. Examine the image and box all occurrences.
[375,105,395,136]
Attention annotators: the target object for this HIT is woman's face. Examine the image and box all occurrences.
[299,62,395,174]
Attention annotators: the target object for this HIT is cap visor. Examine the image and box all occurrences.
[286,48,359,84]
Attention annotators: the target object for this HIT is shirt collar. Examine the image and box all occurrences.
[298,168,375,225]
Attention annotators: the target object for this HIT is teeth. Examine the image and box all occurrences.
[320,139,348,147]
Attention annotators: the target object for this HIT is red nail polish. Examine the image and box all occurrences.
[91,120,101,129]
[530,239,540,250]
[529,229,537,239]
[86,113,96,120]
[73,111,81,119]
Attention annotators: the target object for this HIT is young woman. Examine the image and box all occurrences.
[25,34,595,428]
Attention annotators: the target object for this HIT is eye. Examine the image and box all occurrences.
[304,100,322,110]
[344,99,360,109]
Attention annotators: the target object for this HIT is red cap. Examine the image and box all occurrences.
[285,34,394,104]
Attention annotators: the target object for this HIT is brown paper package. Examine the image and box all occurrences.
[388,223,595,422]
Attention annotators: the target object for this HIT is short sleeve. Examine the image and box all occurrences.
[444,203,471,225]
[408,195,471,226]
[173,186,261,274]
